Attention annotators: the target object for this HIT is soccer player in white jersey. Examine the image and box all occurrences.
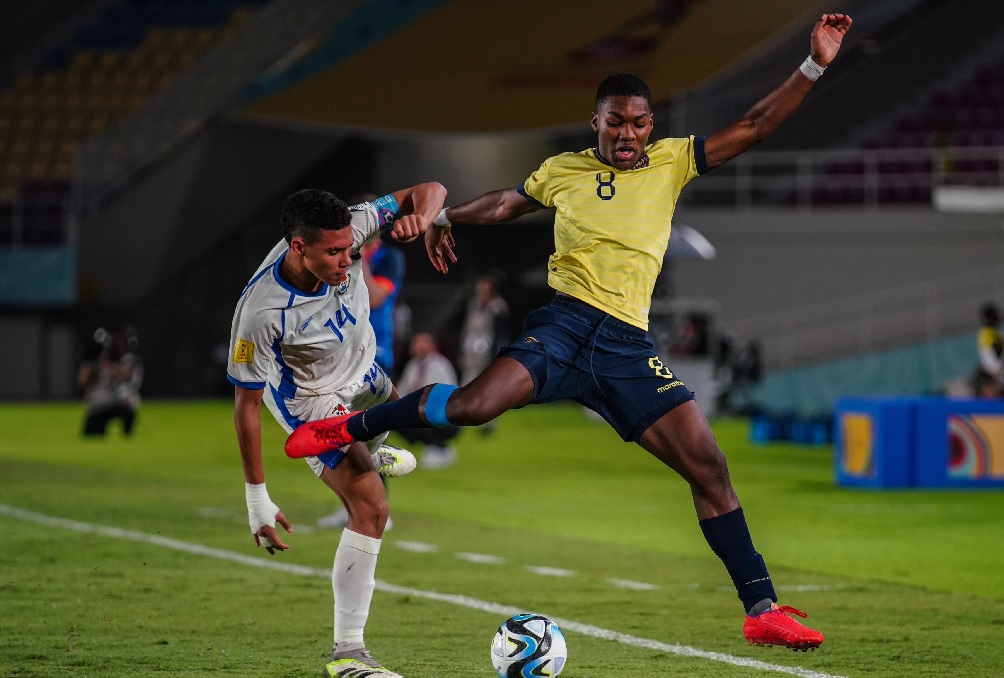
[227,183,445,678]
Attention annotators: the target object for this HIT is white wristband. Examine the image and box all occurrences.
[245,482,279,534]
[799,55,826,81]
[432,208,451,228]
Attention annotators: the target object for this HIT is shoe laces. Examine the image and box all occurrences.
[332,646,380,668]
[373,450,396,467]
[772,605,808,619]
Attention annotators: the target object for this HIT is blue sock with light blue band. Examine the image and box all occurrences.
[423,383,456,427]
[344,384,456,442]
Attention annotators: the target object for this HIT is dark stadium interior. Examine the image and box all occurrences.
[1,0,1003,405]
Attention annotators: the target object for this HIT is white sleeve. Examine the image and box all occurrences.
[227,299,280,390]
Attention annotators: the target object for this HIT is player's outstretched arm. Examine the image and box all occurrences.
[386,181,448,242]
[234,385,292,554]
[704,13,852,170]
[425,188,539,274]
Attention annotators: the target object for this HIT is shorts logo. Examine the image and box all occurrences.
[523,336,540,344]
[327,403,349,418]
[648,357,674,379]
[233,338,255,364]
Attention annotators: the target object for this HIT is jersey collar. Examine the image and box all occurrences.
[272,249,329,297]
[594,147,650,170]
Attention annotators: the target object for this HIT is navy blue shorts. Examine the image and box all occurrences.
[498,295,695,442]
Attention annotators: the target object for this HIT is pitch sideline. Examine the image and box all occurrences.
[1,503,847,678]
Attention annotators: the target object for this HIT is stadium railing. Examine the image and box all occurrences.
[678,145,1004,209]
[728,263,1004,370]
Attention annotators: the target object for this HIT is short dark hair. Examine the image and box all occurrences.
[280,189,351,244]
[981,301,1001,326]
[596,72,652,107]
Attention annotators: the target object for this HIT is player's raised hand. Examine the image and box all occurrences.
[811,13,851,67]
[389,213,427,243]
[425,223,457,274]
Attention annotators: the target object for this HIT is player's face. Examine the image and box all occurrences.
[300,227,355,286]
[591,95,654,170]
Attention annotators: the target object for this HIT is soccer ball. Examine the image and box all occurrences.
[490,613,567,677]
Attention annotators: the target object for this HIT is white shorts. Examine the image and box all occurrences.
[263,362,391,477]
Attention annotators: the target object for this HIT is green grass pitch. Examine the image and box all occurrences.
[1,400,1003,677]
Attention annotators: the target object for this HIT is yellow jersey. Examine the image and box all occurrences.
[520,136,706,330]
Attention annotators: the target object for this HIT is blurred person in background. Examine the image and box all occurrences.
[78,324,143,437]
[357,195,407,377]
[457,269,510,434]
[395,331,461,469]
[977,301,1003,387]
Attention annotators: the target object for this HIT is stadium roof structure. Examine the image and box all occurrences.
[242,0,826,132]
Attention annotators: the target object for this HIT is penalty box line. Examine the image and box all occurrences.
[2,503,847,678]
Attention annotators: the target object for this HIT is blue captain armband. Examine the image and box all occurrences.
[424,383,457,427]
[371,194,402,231]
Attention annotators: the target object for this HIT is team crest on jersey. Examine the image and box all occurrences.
[336,272,352,295]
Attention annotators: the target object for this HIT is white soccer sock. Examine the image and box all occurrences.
[332,528,381,646]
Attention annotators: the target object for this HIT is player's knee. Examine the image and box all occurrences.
[690,444,732,492]
[345,489,389,523]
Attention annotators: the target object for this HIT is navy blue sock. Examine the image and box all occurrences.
[699,507,776,613]
[346,387,428,441]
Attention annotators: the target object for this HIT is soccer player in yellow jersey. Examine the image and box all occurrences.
[977,302,1003,389]
[287,13,852,651]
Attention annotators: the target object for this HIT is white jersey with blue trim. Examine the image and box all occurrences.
[226,197,396,400]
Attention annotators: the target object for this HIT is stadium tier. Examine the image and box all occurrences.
[0,0,1002,401]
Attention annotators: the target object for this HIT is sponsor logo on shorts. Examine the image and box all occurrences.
[657,381,684,393]
[648,357,674,379]
[649,356,684,392]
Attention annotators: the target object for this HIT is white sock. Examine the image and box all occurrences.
[332,528,381,646]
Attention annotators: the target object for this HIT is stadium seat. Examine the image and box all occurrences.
[0,0,263,247]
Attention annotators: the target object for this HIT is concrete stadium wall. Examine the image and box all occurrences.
[59,118,1004,398]
[670,207,1004,369]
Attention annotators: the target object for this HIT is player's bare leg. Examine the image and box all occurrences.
[440,357,535,425]
[640,402,824,650]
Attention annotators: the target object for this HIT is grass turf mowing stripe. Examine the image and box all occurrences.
[1,503,846,678]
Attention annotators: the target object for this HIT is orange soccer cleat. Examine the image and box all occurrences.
[743,604,824,652]
[285,412,357,459]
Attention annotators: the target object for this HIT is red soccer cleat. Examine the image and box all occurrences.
[743,604,824,651]
[285,412,357,459]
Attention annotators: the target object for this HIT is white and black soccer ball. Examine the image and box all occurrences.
[490,613,567,677]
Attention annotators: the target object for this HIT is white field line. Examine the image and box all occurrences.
[2,503,848,678]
